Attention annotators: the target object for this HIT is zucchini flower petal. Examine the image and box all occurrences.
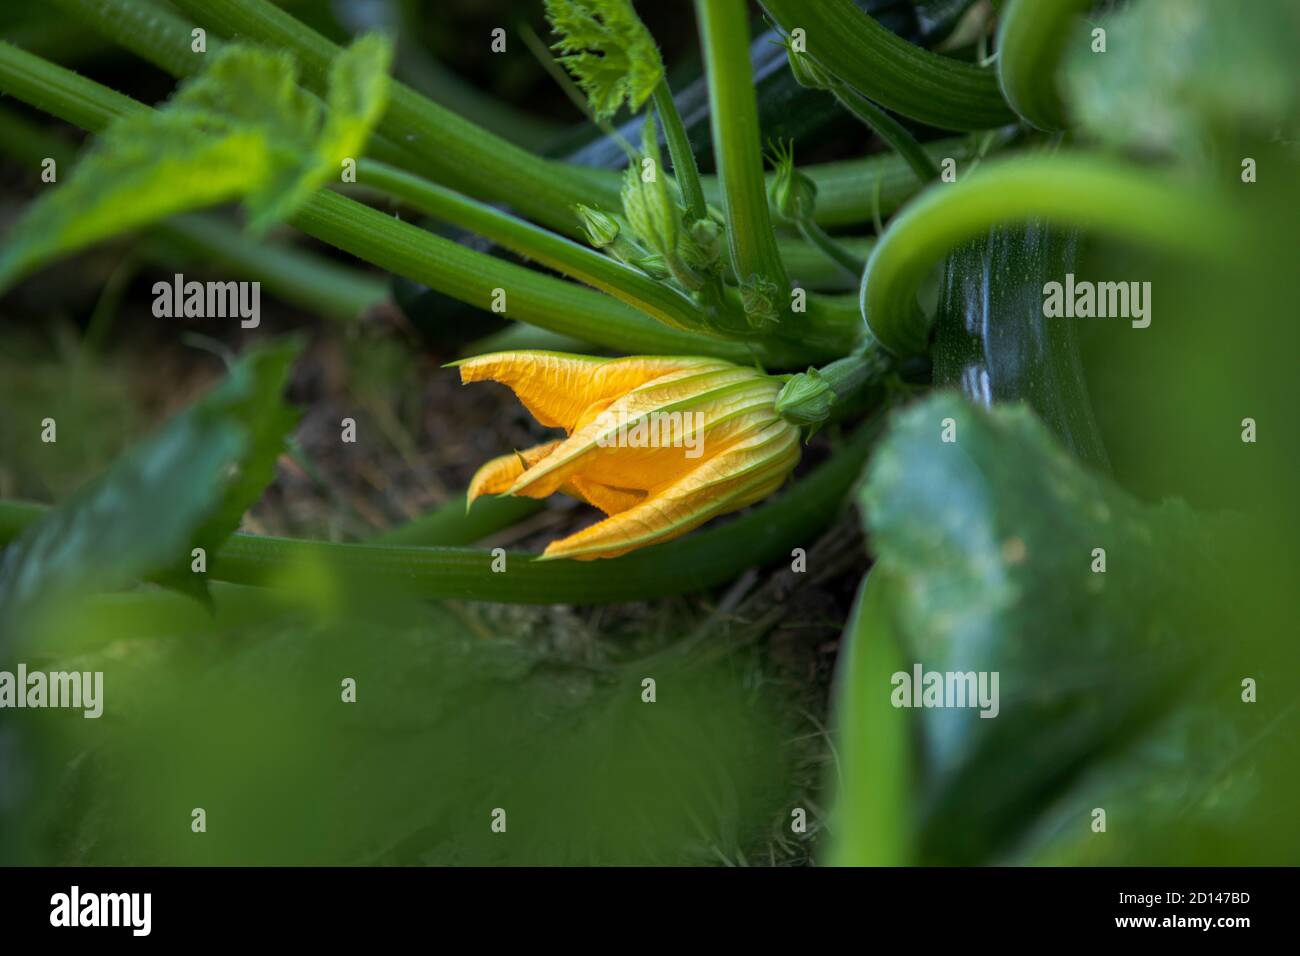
[459,350,802,559]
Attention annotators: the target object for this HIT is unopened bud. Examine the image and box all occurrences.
[575,204,620,248]
[775,368,835,427]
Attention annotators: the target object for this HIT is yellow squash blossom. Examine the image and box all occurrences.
[457,351,801,560]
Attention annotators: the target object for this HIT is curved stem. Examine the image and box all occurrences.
[859,155,1248,355]
[760,0,1014,131]
[0,420,879,605]
[996,0,1093,131]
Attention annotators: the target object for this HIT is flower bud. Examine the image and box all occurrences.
[740,274,781,328]
[621,117,682,259]
[575,204,621,248]
[775,368,835,427]
[769,154,818,223]
[680,215,724,273]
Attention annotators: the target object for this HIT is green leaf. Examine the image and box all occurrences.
[858,393,1240,863]
[186,338,303,565]
[0,339,302,642]
[0,35,392,289]
[1063,0,1300,157]
[545,0,664,122]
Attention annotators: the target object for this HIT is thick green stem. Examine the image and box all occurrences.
[289,191,753,358]
[860,155,1249,355]
[0,41,776,361]
[369,495,542,547]
[164,0,618,230]
[695,0,789,294]
[47,0,421,173]
[996,0,1094,131]
[0,39,147,130]
[356,160,716,334]
[0,420,879,604]
[831,83,941,183]
[149,215,387,322]
[760,0,1014,131]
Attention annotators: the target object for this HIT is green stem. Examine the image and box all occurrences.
[0,420,879,604]
[695,0,789,293]
[779,233,874,290]
[775,339,891,427]
[651,82,708,223]
[860,155,1248,355]
[760,0,1014,131]
[0,103,385,321]
[369,495,542,547]
[831,83,941,182]
[150,215,386,322]
[565,135,986,228]
[0,42,776,361]
[356,160,716,334]
[289,191,754,358]
[996,0,1094,131]
[164,0,618,230]
[796,219,866,281]
[0,39,147,130]
[49,0,426,176]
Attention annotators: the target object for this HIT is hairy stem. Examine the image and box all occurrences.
[760,0,1014,131]
[695,0,789,294]
[357,160,718,334]
[164,0,618,230]
[651,82,708,223]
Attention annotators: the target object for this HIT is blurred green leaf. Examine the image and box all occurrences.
[0,339,301,641]
[1063,0,1300,158]
[22,581,791,866]
[825,570,911,866]
[0,36,392,289]
[859,393,1242,863]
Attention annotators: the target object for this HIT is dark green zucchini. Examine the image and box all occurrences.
[931,223,1111,474]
